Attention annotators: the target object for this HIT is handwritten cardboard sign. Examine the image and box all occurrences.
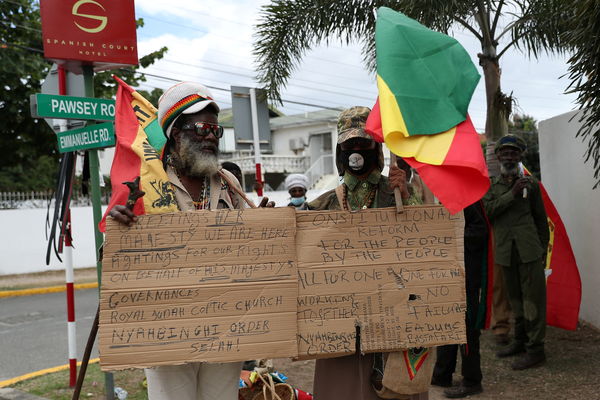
[295,206,465,359]
[99,205,465,371]
[99,208,298,370]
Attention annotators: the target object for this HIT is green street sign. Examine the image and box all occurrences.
[57,122,115,153]
[32,93,115,121]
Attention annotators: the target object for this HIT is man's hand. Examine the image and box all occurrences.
[389,165,410,199]
[512,177,531,196]
[259,197,275,208]
[109,205,138,227]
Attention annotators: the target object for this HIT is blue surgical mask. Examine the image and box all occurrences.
[290,196,306,206]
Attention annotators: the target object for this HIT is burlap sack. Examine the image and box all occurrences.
[375,348,435,399]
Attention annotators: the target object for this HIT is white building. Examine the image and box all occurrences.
[96,108,344,192]
[539,111,600,328]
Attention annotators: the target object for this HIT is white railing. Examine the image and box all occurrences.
[225,155,310,174]
[304,154,335,188]
[0,190,111,209]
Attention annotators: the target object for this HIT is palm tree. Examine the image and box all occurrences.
[253,0,564,175]
[562,0,600,187]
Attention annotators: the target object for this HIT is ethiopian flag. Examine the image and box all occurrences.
[99,77,178,232]
[367,8,489,214]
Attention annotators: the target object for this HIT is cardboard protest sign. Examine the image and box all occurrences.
[295,205,465,358]
[99,205,465,371]
[99,207,298,371]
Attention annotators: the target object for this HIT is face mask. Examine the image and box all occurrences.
[290,196,306,206]
[341,149,376,175]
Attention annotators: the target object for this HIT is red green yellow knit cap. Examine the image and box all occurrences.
[158,81,220,138]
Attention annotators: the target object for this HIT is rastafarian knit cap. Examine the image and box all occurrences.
[158,81,219,138]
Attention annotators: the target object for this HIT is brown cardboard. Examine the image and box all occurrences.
[100,207,298,371]
[99,205,465,371]
[295,205,465,358]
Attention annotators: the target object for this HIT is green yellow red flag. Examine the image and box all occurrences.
[366,8,489,214]
[376,7,480,139]
[99,76,177,232]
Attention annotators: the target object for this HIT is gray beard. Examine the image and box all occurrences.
[171,136,219,178]
[500,162,519,176]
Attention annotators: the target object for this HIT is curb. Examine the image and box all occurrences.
[0,359,100,390]
[0,282,98,298]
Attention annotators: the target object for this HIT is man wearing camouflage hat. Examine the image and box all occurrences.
[309,106,429,400]
[483,134,549,370]
[308,106,409,212]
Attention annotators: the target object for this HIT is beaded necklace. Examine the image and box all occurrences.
[342,183,376,210]
[191,176,210,210]
[172,166,210,210]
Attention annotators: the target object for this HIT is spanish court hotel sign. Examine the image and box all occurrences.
[40,0,138,71]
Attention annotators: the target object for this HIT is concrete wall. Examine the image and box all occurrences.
[271,125,312,156]
[0,206,104,275]
[539,111,600,328]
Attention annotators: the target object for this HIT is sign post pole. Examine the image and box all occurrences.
[82,65,115,400]
[56,65,78,389]
[249,88,263,196]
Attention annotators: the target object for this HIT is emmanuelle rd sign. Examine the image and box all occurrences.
[40,0,138,69]
[57,122,115,153]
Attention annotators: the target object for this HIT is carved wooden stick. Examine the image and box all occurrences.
[390,153,405,214]
[218,170,257,208]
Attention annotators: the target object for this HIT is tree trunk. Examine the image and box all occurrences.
[479,51,511,177]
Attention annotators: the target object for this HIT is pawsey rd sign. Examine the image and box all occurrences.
[32,93,115,121]
[56,121,115,153]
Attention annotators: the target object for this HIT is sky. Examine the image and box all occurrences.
[133,0,579,133]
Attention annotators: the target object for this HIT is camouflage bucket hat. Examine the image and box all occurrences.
[495,134,527,153]
[337,106,372,144]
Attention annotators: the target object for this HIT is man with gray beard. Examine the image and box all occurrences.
[483,134,549,371]
[109,81,272,399]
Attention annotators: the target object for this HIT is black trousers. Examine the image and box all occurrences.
[433,325,482,386]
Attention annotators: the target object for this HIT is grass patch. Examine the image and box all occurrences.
[12,364,148,400]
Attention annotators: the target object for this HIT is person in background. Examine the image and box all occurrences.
[221,161,243,185]
[222,161,243,208]
[483,134,549,370]
[284,173,310,210]
[431,201,488,398]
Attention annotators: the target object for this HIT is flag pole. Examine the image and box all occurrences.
[390,153,404,213]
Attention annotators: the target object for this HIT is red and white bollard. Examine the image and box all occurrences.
[64,211,77,387]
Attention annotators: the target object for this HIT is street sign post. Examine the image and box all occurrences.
[41,64,87,133]
[56,122,115,153]
[31,93,115,121]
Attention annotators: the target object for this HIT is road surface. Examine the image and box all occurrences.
[0,288,99,381]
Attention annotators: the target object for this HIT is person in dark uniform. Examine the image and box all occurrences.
[483,134,549,370]
[432,201,488,397]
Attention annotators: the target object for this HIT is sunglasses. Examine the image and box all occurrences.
[180,122,224,138]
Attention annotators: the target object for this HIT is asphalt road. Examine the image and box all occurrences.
[0,289,100,381]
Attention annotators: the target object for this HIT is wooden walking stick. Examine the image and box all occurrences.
[218,169,257,208]
[72,177,145,400]
[390,153,405,214]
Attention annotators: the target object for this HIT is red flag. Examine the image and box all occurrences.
[543,184,582,330]
[366,99,489,214]
[365,98,384,143]
[522,168,582,330]
[99,77,178,232]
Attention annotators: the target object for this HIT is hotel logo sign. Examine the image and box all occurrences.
[40,0,138,68]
